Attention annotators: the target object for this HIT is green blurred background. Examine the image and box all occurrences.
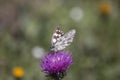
[0,0,120,80]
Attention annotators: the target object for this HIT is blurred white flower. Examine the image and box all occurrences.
[32,46,45,59]
[70,7,84,22]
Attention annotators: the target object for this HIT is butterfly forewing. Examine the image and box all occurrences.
[51,27,64,45]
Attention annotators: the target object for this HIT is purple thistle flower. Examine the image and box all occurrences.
[40,51,72,80]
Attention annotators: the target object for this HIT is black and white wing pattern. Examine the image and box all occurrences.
[51,27,76,52]
[51,27,64,46]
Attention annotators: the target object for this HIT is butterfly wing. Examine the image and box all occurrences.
[51,27,64,46]
[52,29,76,52]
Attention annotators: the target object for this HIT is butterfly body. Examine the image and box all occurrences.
[51,27,76,52]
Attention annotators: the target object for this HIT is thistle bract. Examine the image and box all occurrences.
[41,51,72,80]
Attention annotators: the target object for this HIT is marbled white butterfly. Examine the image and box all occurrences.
[51,26,76,52]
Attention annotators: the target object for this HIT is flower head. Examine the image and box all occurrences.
[12,67,24,78]
[41,51,72,79]
[99,2,111,15]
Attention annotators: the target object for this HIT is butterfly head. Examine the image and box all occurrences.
[50,46,55,52]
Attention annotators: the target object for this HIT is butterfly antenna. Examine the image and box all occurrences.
[56,27,60,30]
